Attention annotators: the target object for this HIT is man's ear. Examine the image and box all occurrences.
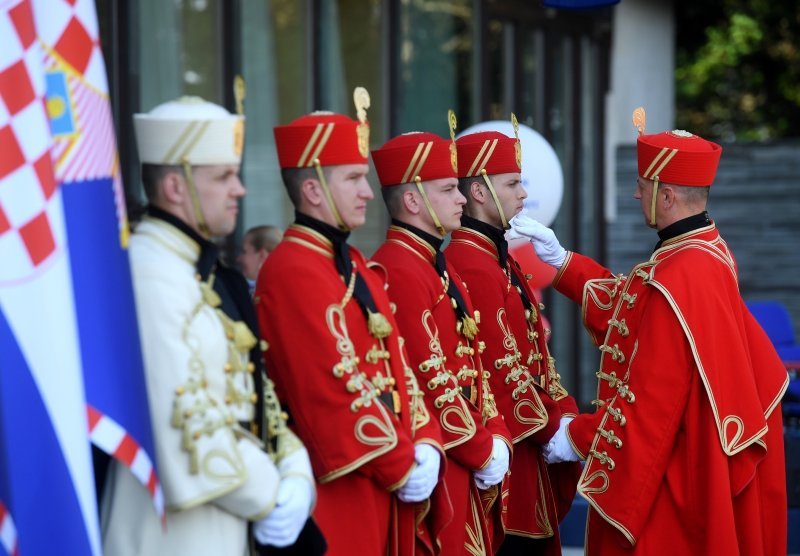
[402,189,421,215]
[160,171,186,205]
[662,185,677,210]
[301,178,323,206]
[469,180,486,204]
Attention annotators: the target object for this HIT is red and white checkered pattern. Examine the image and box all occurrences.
[0,500,18,556]
[33,0,106,94]
[87,405,165,518]
[0,0,61,284]
[39,0,129,243]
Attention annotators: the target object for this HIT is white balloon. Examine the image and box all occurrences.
[458,121,564,227]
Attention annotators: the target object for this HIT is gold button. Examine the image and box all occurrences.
[224,363,232,373]
[246,362,255,373]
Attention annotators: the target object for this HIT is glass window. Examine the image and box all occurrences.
[239,0,309,232]
[395,0,474,136]
[138,0,223,111]
[317,0,385,254]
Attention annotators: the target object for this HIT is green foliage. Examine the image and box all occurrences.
[675,1,800,141]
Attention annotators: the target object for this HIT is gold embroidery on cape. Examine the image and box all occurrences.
[355,414,398,447]
[202,447,247,481]
[513,398,548,429]
[534,464,554,537]
[398,336,431,432]
[440,404,477,447]
[464,493,487,556]
[495,309,538,401]
[215,309,257,421]
[579,469,609,495]
[418,309,465,408]
[171,282,242,475]
[326,304,386,414]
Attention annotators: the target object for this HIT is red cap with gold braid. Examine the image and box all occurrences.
[371,132,457,187]
[273,112,368,169]
[633,107,722,187]
[455,130,520,178]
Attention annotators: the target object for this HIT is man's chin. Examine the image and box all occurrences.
[346,217,366,230]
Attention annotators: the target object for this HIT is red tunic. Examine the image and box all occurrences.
[553,223,788,555]
[372,225,512,555]
[255,223,450,555]
[447,226,581,549]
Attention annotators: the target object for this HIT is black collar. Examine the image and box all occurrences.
[146,205,219,280]
[461,215,508,266]
[655,211,711,250]
[295,211,350,245]
[390,219,444,252]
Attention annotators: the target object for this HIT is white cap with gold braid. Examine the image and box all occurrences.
[133,96,245,165]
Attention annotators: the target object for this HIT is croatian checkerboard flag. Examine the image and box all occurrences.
[0,1,161,554]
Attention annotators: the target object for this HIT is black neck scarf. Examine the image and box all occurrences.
[461,215,535,315]
[392,219,475,335]
[296,212,384,330]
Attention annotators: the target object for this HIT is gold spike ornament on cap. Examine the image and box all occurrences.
[234,75,246,116]
[632,106,659,225]
[448,109,458,173]
[632,106,646,136]
[354,87,371,158]
[511,112,522,170]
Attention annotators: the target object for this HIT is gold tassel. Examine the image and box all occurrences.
[461,316,478,340]
[199,281,221,308]
[368,311,393,339]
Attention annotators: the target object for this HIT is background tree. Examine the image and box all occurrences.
[675,0,800,141]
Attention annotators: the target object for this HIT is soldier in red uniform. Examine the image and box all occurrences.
[447,122,581,555]
[255,89,451,555]
[371,129,512,555]
[514,109,789,555]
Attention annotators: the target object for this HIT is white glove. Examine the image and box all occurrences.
[474,438,510,489]
[397,443,441,503]
[508,213,567,269]
[542,416,580,464]
[253,476,314,547]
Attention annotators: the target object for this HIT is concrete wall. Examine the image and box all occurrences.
[606,0,675,220]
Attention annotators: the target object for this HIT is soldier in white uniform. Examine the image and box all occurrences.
[101,97,316,555]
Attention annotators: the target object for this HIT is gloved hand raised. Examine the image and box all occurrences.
[474,438,510,490]
[542,416,580,464]
[253,476,314,547]
[397,443,441,503]
[508,213,567,269]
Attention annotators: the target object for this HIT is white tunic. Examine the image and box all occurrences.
[102,218,283,556]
